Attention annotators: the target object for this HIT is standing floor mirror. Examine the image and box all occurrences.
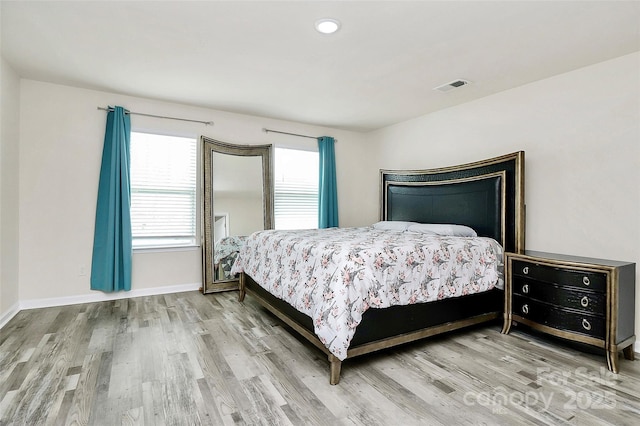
[201,137,273,293]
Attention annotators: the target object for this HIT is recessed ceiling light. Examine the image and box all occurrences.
[315,18,340,34]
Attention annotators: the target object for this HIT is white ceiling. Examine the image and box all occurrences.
[2,1,639,132]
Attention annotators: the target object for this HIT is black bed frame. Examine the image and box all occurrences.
[238,151,525,384]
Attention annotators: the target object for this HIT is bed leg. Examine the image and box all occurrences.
[329,354,341,385]
[238,273,246,302]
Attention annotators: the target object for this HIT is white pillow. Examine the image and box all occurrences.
[407,223,478,237]
[372,221,418,231]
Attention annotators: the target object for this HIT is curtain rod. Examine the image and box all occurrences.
[262,128,336,142]
[97,106,213,126]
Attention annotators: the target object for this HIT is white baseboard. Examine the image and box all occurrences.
[18,282,202,311]
[0,301,21,330]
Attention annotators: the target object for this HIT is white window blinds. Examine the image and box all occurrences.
[274,148,319,230]
[130,132,197,248]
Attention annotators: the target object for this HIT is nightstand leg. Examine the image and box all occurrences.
[501,315,512,334]
[623,344,635,361]
[606,350,619,374]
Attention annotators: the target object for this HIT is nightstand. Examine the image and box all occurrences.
[502,250,636,373]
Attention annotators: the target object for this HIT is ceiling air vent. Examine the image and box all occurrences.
[433,79,471,92]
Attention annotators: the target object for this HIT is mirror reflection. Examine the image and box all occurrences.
[201,137,273,294]
[212,152,263,281]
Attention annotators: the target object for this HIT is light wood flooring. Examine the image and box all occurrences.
[1,290,639,425]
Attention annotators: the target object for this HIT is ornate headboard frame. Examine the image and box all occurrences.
[380,151,525,253]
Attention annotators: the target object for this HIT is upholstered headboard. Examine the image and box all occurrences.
[380,151,525,253]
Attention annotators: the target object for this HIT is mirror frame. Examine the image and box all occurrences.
[201,136,274,294]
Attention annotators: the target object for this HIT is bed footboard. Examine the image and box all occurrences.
[239,272,502,385]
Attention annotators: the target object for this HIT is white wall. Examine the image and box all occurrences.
[369,52,640,333]
[214,194,264,237]
[0,57,21,325]
[17,80,369,305]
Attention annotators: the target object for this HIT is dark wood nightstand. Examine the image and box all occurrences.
[502,250,636,373]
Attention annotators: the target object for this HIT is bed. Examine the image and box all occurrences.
[234,151,525,384]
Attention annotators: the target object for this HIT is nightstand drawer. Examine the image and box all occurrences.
[512,260,607,292]
[512,277,606,316]
[512,295,605,339]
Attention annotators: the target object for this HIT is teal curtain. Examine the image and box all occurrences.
[90,106,132,292]
[318,136,339,228]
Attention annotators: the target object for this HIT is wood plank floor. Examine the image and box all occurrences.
[1,290,639,425]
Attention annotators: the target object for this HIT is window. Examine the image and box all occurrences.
[274,148,319,230]
[130,132,198,249]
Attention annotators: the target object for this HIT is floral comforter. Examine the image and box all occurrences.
[231,227,503,361]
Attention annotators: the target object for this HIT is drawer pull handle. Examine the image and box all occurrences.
[583,276,590,286]
[582,319,591,331]
[522,304,529,314]
[522,284,529,294]
[580,296,589,307]
[522,267,529,275]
